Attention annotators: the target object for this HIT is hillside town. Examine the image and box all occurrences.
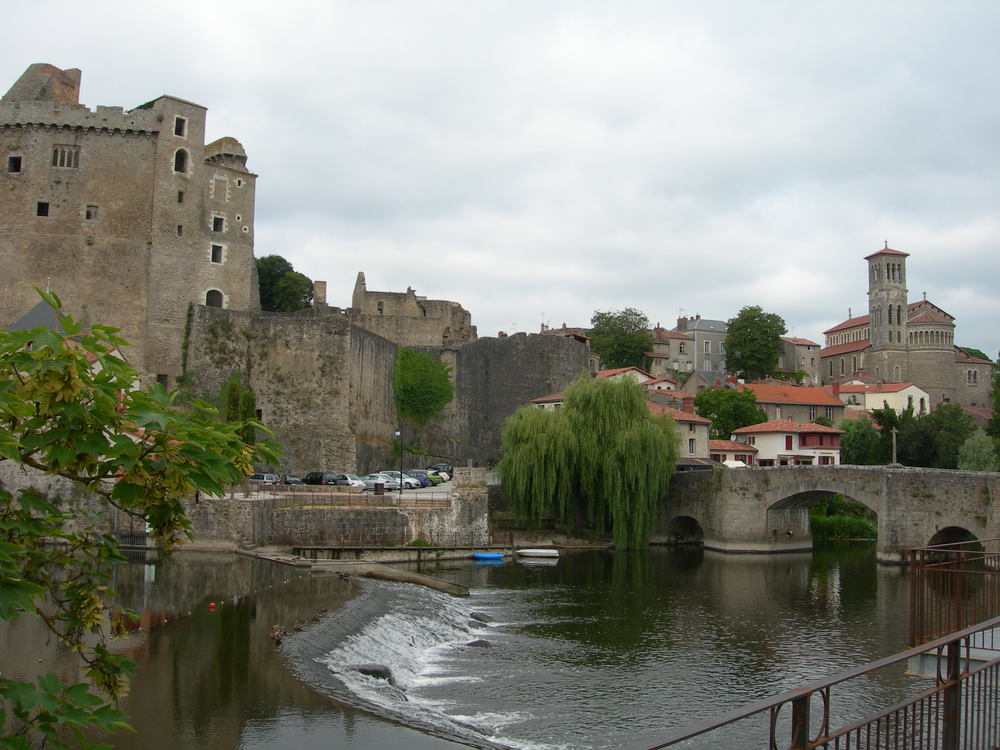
[2,64,996,479]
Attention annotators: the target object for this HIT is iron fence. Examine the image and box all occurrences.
[909,538,1000,648]
[636,616,1000,750]
[230,483,452,510]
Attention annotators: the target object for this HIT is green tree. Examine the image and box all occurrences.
[958,346,992,362]
[987,367,1000,445]
[0,291,278,748]
[694,388,767,439]
[923,403,977,469]
[498,375,680,549]
[256,254,313,312]
[393,348,454,429]
[957,430,999,472]
[220,371,258,446]
[724,305,787,381]
[871,404,976,469]
[839,417,883,465]
[588,308,653,370]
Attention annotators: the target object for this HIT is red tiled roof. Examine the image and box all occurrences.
[823,314,870,335]
[836,382,915,394]
[644,377,677,385]
[732,419,845,435]
[596,366,654,379]
[962,405,993,421]
[955,348,993,365]
[864,247,910,259]
[647,401,712,424]
[709,439,758,453]
[530,392,564,404]
[742,383,844,407]
[651,330,693,341]
[780,337,820,347]
[843,408,870,420]
[820,339,870,357]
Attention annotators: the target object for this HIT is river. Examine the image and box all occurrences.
[3,545,925,749]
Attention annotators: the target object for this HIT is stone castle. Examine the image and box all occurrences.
[1,65,590,474]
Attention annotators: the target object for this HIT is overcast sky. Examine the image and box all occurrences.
[6,1,999,358]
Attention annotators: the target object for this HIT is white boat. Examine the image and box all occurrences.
[516,548,559,558]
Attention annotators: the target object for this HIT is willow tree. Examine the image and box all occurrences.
[499,374,680,549]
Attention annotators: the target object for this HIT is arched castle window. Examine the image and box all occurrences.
[893,365,900,382]
[205,289,223,308]
[839,358,845,376]
[874,366,880,380]
[174,149,189,173]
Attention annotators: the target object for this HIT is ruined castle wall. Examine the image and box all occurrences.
[348,324,399,473]
[185,306,357,476]
[430,333,591,466]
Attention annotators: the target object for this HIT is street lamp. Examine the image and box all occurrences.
[394,429,403,501]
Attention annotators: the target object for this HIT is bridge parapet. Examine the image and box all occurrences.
[662,465,999,563]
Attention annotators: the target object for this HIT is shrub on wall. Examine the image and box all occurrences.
[393,348,454,428]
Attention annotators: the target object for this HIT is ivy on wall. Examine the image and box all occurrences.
[393,348,454,428]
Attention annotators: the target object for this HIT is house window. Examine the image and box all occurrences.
[775,406,782,419]
[825,406,834,420]
[785,435,793,451]
[688,438,696,455]
[678,343,686,355]
[212,216,224,232]
[85,204,98,220]
[51,145,80,168]
[704,340,711,354]
[174,149,188,173]
[36,201,49,216]
[205,289,223,308]
[809,405,817,420]
[6,156,21,173]
[211,244,223,263]
[748,436,755,445]
[173,116,187,137]
[720,342,725,354]
[688,423,695,432]
[703,360,712,371]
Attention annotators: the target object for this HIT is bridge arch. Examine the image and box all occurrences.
[665,515,703,545]
[927,526,980,547]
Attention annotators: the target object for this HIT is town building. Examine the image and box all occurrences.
[740,382,846,424]
[731,420,844,466]
[777,337,821,385]
[1,64,259,385]
[829,381,932,414]
[669,315,728,374]
[820,246,994,408]
[645,326,695,376]
[708,439,758,466]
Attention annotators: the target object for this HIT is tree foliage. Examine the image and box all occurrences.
[0,291,278,748]
[988,367,1000,445]
[498,375,680,549]
[694,388,766,439]
[838,417,883,465]
[958,346,992,362]
[588,308,653,370]
[393,348,454,429]
[957,430,998,472]
[724,305,787,381]
[256,254,313,312]
[870,404,976,469]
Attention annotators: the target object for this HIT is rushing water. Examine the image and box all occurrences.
[2,545,926,749]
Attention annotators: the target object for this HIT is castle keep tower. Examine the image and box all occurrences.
[0,64,260,384]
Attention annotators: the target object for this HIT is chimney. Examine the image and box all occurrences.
[312,280,327,307]
[676,316,687,331]
[695,313,701,320]
[832,379,840,398]
[682,396,694,414]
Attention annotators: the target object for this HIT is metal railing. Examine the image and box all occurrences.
[637,616,1000,750]
[909,538,1000,648]
[230,483,452,510]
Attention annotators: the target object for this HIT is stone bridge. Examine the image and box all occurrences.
[659,465,1000,563]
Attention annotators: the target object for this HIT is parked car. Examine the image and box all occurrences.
[284,474,304,485]
[424,469,450,482]
[302,471,339,485]
[248,473,280,485]
[380,470,420,489]
[427,463,454,477]
[410,468,443,485]
[403,470,431,487]
[361,473,400,491]
[334,473,365,488]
